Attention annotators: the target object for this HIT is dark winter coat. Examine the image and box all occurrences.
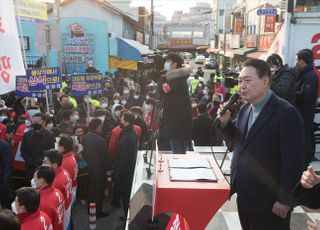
[296,64,319,127]
[270,64,297,105]
[0,140,12,195]
[160,66,193,139]
[191,114,213,146]
[113,125,138,193]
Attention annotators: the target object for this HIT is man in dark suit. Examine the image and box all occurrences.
[191,103,213,146]
[82,118,109,218]
[218,59,304,230]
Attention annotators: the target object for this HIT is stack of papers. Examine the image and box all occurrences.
[168,158,218,182]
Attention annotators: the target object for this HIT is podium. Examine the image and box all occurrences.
[153,153,230,230]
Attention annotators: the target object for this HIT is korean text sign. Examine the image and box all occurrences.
[26,67,62,91]
[70,73,103,96]
[16,75,45,98]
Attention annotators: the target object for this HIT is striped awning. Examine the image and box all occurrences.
[25,56,42,65]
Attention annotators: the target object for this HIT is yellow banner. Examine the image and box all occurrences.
[15,0,48,23]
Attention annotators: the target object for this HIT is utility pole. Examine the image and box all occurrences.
[54,0,61,67]
[149,0,154,50]
[223,4,227,71]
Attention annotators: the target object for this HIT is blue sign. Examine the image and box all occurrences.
[257,8,277,16]
[70,73,103,97]
[16,75,45,98]
[26,67,62,91]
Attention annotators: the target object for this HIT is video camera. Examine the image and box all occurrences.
[138,54,165,72]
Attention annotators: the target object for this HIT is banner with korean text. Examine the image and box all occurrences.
[70,73,103,97]
[0,0,26,95]
[15,0,48,23]
[26,67,62,90]
[16,75,45,98]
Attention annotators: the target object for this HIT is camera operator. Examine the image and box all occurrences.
[158,53,193,154]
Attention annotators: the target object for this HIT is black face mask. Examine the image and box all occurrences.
[31,123,43,131]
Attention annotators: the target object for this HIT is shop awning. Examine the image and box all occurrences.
[206,47,220,53]
[25,56,42,65]
[233,47,257,56]
[196,45,210,50]
[218,49,234,58]
[109,56,137,71]
[116,37,154,61]
[246,51,266,59]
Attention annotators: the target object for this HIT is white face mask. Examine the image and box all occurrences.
[31,178,37,189]
[121,100,127,105]
[25,120,31,127]
[203,89,207,95]
[11,201,17,214]
[270,67,277,74]
[0,116,7,122]
[84,98,90,103]
[98,116,105,122]
[47,123,54,129]
[145,105,153,112]
[115,111,121,117]
[100,103,108,109]
[123,90,130,95]
[133,95,139,100]
[164,62,171,71]
[114,100,120,104]
[191,103,197,108]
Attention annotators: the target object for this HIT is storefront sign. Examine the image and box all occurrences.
[62,23,94,73]
[234,19,244,34]
[70,73,103,96]
[259,34,275,51]
[15,0,48,23]
[245,34,256,48]
[264,15,276,32]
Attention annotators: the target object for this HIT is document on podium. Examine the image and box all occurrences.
[168,158,212,169]
[168,158,218,182]
[169,168,218,181]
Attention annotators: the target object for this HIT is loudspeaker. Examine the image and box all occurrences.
[129,183,170,230]
[129,183,152,230]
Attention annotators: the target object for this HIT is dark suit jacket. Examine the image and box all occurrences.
[192,115,213,146]
[219,92,305,215]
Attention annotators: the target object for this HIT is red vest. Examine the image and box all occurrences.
[54,167,72,209]
[0,123,6,141]
[62,152,78,188]
[19,209,53,230]
[39,185,65,230]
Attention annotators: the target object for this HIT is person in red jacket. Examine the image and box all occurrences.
[33,165,65,230]
[108,110,141,161]
[13,187,53,230]
[43,149,72,230]
[58,135,78,202]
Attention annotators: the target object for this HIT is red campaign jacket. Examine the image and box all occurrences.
[0,123,6,141]
[62,152,78,188]
[19,209,53,230]
[108,124,141,160]
[39,184,65,230]
[12,123,26,171]
[54,167,72,209]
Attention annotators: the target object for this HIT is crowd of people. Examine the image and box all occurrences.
[0,49,319,229]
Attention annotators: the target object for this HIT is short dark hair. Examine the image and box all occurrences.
[121,111,135,125]
[166,53,184,68]
[59,94,69,102]
[130,106,143,116]
[61,110,73,121]
[33,113,45,121]
[35,165,55,186]
[243,59,271,81]
[16,187,40,213]
[58,134,74,153]
[44,149,63,167]
[0,209,20,230]
[197,103,207,114]
[297,49,314,64]
[266,53,283,67]
[89,118,102,131]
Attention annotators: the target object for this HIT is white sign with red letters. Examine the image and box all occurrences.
[0,0,26,95]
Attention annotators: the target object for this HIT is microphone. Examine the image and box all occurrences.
[213,93,240,126]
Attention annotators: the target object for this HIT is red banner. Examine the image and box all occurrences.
[265,15,276,32]
[259,34,275,51]
[166,213,190,230]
